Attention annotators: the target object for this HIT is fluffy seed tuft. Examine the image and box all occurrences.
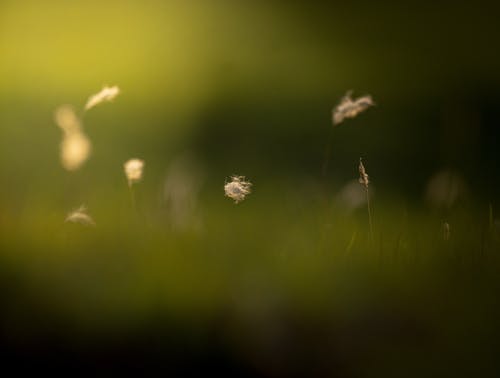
[65,205,95,226]
[54,105,81,134]
[124,158,145,186]
[85,85,120,111]
[60,132,92,171]
[332,90,374,125]
[54,105,91,171]
[224,176,252,204]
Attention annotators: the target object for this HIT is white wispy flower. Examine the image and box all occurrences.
[54,104,92,171]
[54,105,81,134]
[224,175,252,204]
[84,85,120,111]
[332,90,374,125]
[60,131,92,171]
[124,158,145,186]
[65,205,95,226]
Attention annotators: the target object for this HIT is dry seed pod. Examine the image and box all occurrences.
[358,158,369,187]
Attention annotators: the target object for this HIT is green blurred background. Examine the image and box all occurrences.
[1,1,500,376]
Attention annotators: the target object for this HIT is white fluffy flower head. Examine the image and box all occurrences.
[332,90,374,125]
[85,85,120,111]
[60,131,92,171]
[124,158,145,186]
[54,105,91,171]
[224,175,252,204]
[54,105,81,134]
[65,205,95,226]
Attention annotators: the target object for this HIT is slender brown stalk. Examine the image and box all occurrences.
[359,158,374,242]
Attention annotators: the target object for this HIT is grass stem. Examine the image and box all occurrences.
[129,184,136,213]
[366,185,374,242]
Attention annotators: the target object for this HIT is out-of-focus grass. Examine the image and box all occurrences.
[1,188,498,326]
[1,188,499,375]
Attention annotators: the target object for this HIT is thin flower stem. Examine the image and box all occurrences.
[321,128,334,178]
[358,158,373,242]
[366,186,374,242]
[489,203,493,231]
[129,184,136,213]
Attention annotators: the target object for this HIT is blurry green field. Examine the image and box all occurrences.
[1,189,500,375]
[2,1,500,375]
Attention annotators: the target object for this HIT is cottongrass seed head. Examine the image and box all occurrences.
[224,175,252,204]
[358,158,370,187]
[65,205,95,226]
[54,105,92,171]
[124,158,145,186]
[60,131,92,171]
[332,90,374,125]
[55,105,81,134]
[85,85,120,111]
